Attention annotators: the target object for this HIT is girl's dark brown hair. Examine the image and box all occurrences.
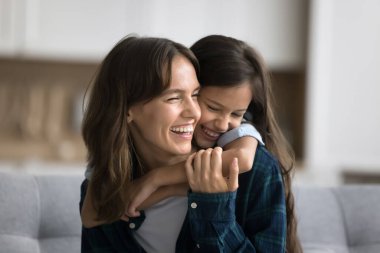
[82,35,199,222]
[191,35,302,253]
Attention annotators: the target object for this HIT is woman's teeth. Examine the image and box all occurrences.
[170,126,194,133]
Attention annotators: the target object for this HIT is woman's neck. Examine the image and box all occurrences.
[141,153,189,172]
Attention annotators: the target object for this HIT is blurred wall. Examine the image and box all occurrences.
[0,0,307,69]
[2,0,379,186]
[0,0,308,173]
[304,0,380,185]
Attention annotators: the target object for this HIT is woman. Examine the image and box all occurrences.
[80,35,203,252]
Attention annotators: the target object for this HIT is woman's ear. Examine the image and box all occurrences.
[127,109,133,123]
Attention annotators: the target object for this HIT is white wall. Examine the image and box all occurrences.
[1,0,307,69]
[302,0,380,185]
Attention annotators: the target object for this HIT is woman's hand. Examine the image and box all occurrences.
[185,147,239,193]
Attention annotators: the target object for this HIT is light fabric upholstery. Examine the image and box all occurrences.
[295,185,380,253]
[0,171,379,253]
[335,186,380,253]
[0,172,82,253]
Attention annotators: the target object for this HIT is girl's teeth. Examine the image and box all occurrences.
[204,128,219,137]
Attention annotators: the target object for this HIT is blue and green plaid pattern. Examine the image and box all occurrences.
[80,145,286,252]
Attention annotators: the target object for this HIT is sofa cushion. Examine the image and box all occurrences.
[0,172,40,253]
[36,174,82,253]
[334,186,380,253]
[294,187,349,253]
[302,245,337,253]
[0,172,82,253]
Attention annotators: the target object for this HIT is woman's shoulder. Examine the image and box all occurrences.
[239,145,282,183]
[254,145,279,168]
[237,145,284,197]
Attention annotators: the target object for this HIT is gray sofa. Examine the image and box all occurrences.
[0,171,379,253]
[0,172,82,253]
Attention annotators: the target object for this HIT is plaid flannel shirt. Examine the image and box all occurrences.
[80,145,286,253]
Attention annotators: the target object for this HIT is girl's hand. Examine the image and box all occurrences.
[124,172,158,217]
[124,173,190,218]
[185,147,239,193]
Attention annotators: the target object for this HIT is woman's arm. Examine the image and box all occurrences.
[184,146,287,253]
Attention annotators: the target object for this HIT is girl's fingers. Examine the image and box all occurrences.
[127,203,141,217]
[121,214,129,222]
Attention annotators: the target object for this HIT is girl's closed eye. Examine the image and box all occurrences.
[232,112,244,118]
[207,105,219,112]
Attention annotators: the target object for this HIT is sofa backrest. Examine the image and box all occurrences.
[0,172,82,253]
[295,185,380,253]
[1,171,380,253]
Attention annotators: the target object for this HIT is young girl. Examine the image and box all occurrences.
[186,35,302,253]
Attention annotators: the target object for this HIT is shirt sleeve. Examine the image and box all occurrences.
[186,155,286,253]
[84,165,93,180]
[187,191,258,252]
[216,123,265,148]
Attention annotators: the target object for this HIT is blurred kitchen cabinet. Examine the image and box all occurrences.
[0,58,97,162]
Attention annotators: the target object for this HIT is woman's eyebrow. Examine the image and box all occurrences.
[162,86,201,95]
[161,89,183,95]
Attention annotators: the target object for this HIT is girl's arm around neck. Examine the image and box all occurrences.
[149,135,258,187]
[221,136,258,175]
[126,136,258,216]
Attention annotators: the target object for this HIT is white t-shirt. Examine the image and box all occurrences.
[133,196,188,253]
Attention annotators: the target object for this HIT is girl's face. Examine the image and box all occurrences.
[193,81,253,149]
[128,55,201,166]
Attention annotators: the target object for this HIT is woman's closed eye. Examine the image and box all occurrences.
[167,96,181,103]
[192,91,200,100]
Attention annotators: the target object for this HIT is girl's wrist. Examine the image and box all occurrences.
[148,168,163,189]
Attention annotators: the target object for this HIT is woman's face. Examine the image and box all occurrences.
[128,55,201,166]
[193,81,253,149]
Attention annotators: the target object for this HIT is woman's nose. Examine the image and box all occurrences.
[183,97,201,121]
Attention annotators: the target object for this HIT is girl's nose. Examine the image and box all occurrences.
[214,116,230,132]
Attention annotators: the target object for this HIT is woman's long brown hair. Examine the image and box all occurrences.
[82,35,199,223]
[191,35,302,253]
